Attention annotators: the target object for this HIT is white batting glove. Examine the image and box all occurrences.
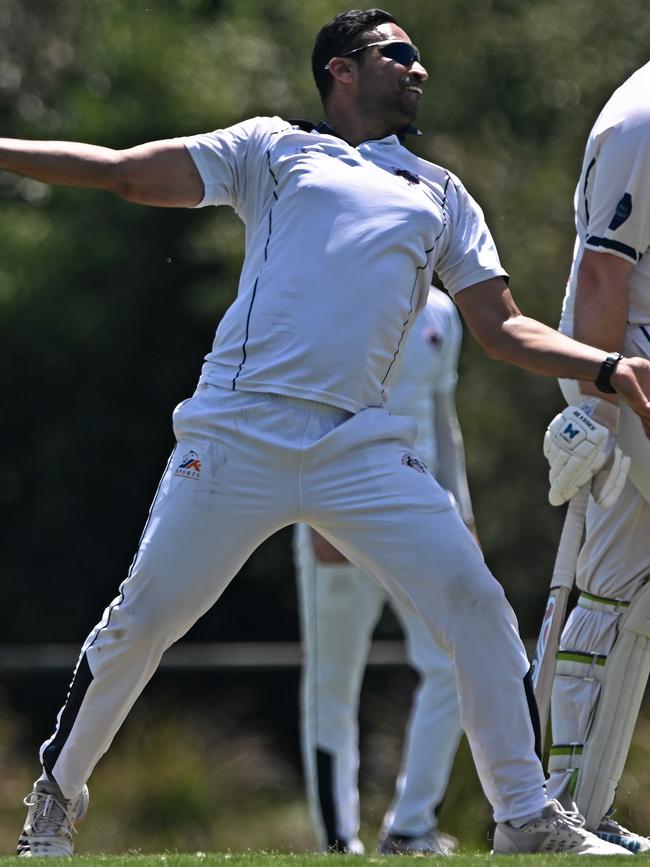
[543,399,630,509]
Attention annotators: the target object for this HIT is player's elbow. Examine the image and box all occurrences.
[110,158,145,202]
[105,148,159,203]
[479,315,531,364]
[464,312,523,364]
[478,333,513,363]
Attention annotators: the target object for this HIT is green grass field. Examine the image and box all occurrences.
[1,696,648,864]
[0,854,644,866]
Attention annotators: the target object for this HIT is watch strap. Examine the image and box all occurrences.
[595,352,623,394]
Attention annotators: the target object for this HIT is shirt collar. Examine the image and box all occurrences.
[288,118,422,145]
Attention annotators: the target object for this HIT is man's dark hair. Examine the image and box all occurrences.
[312,9,397,104]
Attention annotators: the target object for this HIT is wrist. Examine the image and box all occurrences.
[595,352,624,394]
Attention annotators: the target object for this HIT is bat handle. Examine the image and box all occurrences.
[532,483,591,743]
[550,484,590,590]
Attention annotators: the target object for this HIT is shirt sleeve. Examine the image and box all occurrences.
[434,175,509,296]
[583,123,650,264]
[183,116,281,215]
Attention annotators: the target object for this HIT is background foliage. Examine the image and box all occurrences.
[0,0,649,855]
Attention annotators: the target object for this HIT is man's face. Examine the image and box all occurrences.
[353,23,428,129]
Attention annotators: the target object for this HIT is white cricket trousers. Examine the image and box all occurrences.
[295,523,463,848]
[40,384,546,822]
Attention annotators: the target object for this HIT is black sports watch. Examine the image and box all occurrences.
[595,352,624,394]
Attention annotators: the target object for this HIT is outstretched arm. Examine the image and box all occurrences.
[454,276,650,435]
[0,137,204,207]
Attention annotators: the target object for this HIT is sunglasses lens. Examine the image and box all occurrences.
[379,42,420,66]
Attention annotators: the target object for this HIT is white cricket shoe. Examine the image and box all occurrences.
[17,780,89,857]
[493,799,632,855]
[379,828,458,854]
[596,814,650,854]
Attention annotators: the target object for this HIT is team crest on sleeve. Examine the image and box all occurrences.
[175,449,202,480]
[401,453,429,474]
[608,192,632,230]
[393,167,420,185]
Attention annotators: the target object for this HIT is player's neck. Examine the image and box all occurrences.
[323,105,398,146]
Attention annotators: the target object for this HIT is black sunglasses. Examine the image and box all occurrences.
[326,39,421,70]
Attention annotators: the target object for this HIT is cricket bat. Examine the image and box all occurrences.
[531,483,590,747]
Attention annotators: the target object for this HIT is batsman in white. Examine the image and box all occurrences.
[295,288,472,855]
[3,7,650,857]
[543,60,650,853]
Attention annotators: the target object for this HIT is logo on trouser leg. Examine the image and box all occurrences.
[401,453,429,474]
[175,450,202,480]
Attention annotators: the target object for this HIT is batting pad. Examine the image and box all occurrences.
[574,580,650,829]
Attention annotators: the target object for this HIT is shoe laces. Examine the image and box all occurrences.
[542,801,587,836]
[600,811,634,836]
[24,790,78,840]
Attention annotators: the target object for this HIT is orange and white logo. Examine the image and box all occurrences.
[175,450,202,480]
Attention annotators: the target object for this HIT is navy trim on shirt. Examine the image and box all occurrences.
[586,234,639,261]
[583,157,596,224]
[287,118,422,144]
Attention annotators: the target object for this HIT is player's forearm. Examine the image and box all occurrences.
[456,279,650,429]
[0,138,122,191]
[486,313,650,431]
[457,279,611,383]
[0,138,204,206]
[493,314,611,381]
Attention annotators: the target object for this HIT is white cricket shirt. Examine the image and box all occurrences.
[387,288,461,472]
[561,61,650,332]
[185,116,506,413]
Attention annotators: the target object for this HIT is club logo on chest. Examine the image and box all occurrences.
[393,167,420,185]
[401,453,429,474]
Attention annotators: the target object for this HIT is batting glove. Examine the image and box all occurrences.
[543,399,630,509]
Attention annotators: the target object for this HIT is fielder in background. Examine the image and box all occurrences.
[543,60,650,853]
[4,7,650,858]
[295,287,472,855]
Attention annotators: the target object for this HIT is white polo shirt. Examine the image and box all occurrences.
[185,116,506,413]
[560,61,650,333]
